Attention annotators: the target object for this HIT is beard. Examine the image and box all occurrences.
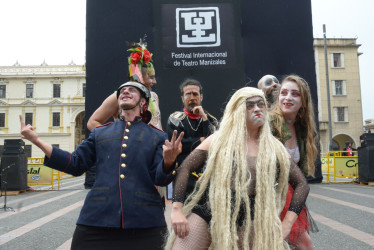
[186,102,197,112]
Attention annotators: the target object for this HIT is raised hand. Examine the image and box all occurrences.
[162,130,184,170]
[20,115,38,143]
[19,114,53,158]
[191,106,207,121]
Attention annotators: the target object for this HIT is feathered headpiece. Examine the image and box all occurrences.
[127,36,154,84]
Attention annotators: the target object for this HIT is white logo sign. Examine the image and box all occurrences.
[176,7,221,48]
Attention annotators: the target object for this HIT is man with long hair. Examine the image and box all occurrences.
[166,87,309,249]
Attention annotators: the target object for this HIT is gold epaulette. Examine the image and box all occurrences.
[170,111,186,120]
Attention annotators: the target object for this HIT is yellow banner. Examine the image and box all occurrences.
[334,157,358,177]
[321,157,333,172]
[27,165,53,184]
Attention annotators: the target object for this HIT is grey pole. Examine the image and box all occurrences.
[323,24,333,150]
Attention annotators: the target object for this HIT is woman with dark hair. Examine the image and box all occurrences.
[270,74,319,249]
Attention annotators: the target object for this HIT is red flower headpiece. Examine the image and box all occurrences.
[127,38,153,68]
[127,38,154,84]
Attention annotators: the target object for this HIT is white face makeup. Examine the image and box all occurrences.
[142,68,156,89]
[260,75,280,96]
[246,96,266,128]
[278,81,302,118]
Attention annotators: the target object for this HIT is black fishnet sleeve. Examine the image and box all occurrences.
[172,149,208,203]
[288,160,310,215]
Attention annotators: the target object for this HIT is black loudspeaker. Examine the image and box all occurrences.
[358,146,374,182]
[360,133,374,147]
[3,139,25,154]
[0,153,28,191]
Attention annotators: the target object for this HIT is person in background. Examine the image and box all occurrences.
[87,39,162,131]
[342,141,356,156]
[167,78,218,199]
[257,74,280,108]
[270,74,319,249]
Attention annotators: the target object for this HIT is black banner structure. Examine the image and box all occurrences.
[160,4,236,69]
[86,0,322,182]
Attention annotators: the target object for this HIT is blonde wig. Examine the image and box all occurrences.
[270,75,318,176]
[165,87,291,249]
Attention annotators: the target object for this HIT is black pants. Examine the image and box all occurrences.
[71,225,168,250]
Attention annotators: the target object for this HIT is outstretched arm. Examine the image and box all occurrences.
[87,93,119,131]
[20,115,53,158]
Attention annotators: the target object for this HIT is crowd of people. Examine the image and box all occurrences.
[19,39,320,249]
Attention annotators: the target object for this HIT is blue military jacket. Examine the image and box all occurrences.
[44,117,175,229]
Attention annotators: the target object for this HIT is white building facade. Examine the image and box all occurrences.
[0,64,86,157]
[314,38,364,152]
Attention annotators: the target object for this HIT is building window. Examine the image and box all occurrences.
[26,84,34,98]
[53,84,61,98]
[334,107,348,122]
[332,80,346,96]
[0,113,5,127]
[25,113,33,126]
[82,83,86,97]
[0,85,6,98]
[331,53,344,68]
[53,112,60,127]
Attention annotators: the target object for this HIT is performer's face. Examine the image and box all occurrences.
[142,68,156,89]
[181,85,202,111]
[118,86,143,110]
[279,81,302,116]
[258,75,280,104]
[246,96,266,128]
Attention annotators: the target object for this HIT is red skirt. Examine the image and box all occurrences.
[280,184,310,245]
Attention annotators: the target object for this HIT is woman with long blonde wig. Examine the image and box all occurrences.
[270,75,318,249]
[166,87,309,250]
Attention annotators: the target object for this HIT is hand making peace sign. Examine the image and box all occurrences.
[162,130,184,171]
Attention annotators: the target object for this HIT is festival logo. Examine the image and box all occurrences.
[176,7,221,47]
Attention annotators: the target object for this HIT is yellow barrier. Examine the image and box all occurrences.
[27,158,62,190]
[321,151,358,183]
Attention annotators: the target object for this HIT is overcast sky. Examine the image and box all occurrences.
[0,0,372,121]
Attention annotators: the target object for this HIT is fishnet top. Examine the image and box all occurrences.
[172,149,309,215]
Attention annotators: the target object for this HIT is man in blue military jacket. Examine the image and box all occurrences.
[20,81,183,250]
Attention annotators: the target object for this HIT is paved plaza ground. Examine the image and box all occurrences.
[0,176,373,249]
